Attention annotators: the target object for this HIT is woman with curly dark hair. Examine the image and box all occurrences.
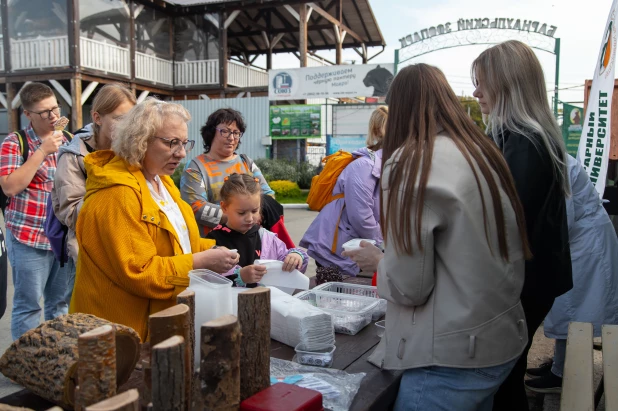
[180,108,275,237]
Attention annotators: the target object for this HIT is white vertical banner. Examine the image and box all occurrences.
[577,0,618,195]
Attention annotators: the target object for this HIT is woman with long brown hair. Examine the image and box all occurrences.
[343,63,530,410]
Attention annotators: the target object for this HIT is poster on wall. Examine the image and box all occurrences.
[270,105,321,139]
[269,63,395,100]
[562,103,583,157]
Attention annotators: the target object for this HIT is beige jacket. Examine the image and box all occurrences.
[368,134,528,370]
[52,125,98,261]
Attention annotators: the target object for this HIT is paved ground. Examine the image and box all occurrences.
[0,208,607,409]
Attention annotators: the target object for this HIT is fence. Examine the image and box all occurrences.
[80,37,130,77]
[135,52,173,86]
[228,61,268,88]
[11,36,69,71]
[175,60,219,87]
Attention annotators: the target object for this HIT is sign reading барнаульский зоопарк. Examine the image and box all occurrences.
[398,18,557,48]
[268,64,395,101]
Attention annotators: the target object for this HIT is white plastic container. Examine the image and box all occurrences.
[313,282,386,321]
[295,290,380,335]
[341,238,376,252]
[254,259,309,294]
[188,269,233,367]
[294,343,336,368]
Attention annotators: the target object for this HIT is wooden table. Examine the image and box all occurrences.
[0,277,402,410]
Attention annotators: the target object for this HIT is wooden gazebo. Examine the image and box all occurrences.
[0,0,385,133]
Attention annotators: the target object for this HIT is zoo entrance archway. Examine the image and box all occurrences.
[394,17,561,116]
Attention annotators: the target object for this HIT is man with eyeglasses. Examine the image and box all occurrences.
[0,82,71,339]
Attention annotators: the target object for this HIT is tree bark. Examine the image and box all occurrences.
[139,359,152,410]
[238,288,271,401]
[85,389,140,411]
[149,304,191,410]
[189,371,204,411]
[176,290,195,377]
[151,336,186,411]
[75,325,117,411]
[0,314,140,409]
[200,315,241,411]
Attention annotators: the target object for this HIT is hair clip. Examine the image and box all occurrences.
[254,177,259,183]
[224,176,229,182]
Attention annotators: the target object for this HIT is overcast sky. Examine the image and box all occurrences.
[271,0,614,106]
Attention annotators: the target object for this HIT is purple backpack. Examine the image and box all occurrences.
[45,195,69,266]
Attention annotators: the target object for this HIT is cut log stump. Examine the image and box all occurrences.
[151,336,186,411]
[149,304,191,410]
[200,315,241,411]
[75,325,117,411]
[0,314,140,409]
[238,288,271,401]
[176,290,195,374]
[85,389,140,411]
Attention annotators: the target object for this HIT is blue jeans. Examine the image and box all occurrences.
[64,257,76,308]
[551,339,566,378]
[394,359,518,411]
[6,229,69,340]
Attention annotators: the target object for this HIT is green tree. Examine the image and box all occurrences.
[459,97,485,131]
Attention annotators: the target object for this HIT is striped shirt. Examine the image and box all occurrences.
[0,124,69,250]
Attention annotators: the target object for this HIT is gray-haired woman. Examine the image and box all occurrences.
[71,98,239,340]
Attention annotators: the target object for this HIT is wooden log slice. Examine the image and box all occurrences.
[0,313,140,409]
[151,336,186,411]
[200,315,240,411]
[75,325,117,411]
[85,389,140,411]
[238,288,271,401]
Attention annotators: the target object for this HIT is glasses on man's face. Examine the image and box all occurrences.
[154,137,195,153]
[28,106,61,120]
[216,127,243,141]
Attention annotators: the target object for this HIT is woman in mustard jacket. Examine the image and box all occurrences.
[71,98,239,340]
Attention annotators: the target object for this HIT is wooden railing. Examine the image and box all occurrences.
[227,61,268,88]
[175,59,219,87]
[10,36,69,70]
[135,52,173,86]
[80,37,130,77]
[307,55,330,67]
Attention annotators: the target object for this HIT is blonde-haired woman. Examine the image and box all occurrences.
[71,98,239,340]
[472,40,573,410]
[52,83,136,306]
[300,105,387,277]
[343,63,530,410]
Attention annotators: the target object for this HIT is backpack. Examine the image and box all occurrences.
[0,131,30,215]
[306,150,355,212]
[43,131,74,266]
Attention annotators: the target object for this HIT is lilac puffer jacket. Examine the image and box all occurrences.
[300,147,382,275]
